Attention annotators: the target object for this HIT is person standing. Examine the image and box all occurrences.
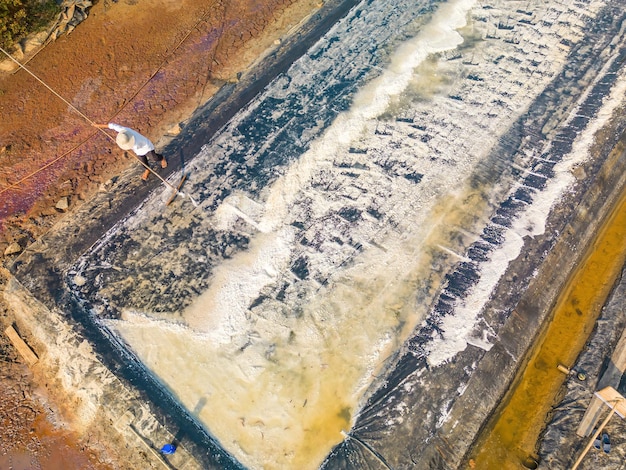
[96,122,167,180]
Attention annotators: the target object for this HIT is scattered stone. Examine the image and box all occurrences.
[0,47,23,72]
[13,46,24,61]
[21,31,49,55]
[73,275,87,287]
[4,242,22,256]
[571,165,587,180]
[167,123,181,136]
[55,197,69,212]
[41,207,58,217]
[99,177,118,191]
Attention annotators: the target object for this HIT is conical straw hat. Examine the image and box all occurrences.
[116,131,135,150]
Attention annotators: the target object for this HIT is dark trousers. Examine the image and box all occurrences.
[140,150,164,167]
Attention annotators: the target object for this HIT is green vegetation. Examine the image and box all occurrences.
[0,0,61,50]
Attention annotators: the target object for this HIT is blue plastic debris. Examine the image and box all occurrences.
[602,433,610,454]
[160,443,176,455]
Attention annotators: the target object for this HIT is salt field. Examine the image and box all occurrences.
[20,0,626,468]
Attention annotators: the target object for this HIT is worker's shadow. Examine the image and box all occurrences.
[167,148,189,178]
[170,396,208,450]
[176,148,189,175]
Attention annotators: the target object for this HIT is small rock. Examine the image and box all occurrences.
[41,207,58,217]
[0,47,22,72]
[167,123,181,136]
[571,165,587,180]
[11,46,24,61]
[21,31,48,54]
[4,242,22,256]
[73,275,87,287]
[0,61,16,72]
[55,196,69,212]
[100,177,117,191]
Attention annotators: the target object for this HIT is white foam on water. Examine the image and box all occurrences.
[111,2,479,468]
[258,0,475,232]
[184,225,296,344]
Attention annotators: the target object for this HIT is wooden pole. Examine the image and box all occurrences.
[4,325,38,366]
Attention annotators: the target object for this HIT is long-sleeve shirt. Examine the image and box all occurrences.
[108,123,155,156]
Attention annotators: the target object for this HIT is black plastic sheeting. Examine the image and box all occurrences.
[538,265,626,469]
[9,1,626,469]
[321,5,626,468]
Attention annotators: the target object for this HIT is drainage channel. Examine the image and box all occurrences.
[467,157,626,468]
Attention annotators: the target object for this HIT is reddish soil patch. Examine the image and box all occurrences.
[0,0,319,250]
[0,0,319,467]
[0,350,107,470]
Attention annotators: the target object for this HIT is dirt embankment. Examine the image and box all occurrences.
[0,0,322,250]
[0,0,321,467]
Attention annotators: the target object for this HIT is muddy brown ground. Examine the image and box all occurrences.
[0,0,321,467]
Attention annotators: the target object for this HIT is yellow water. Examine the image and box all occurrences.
[469,179,626,468]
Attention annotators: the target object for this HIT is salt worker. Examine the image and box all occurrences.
[96,122,167,180]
